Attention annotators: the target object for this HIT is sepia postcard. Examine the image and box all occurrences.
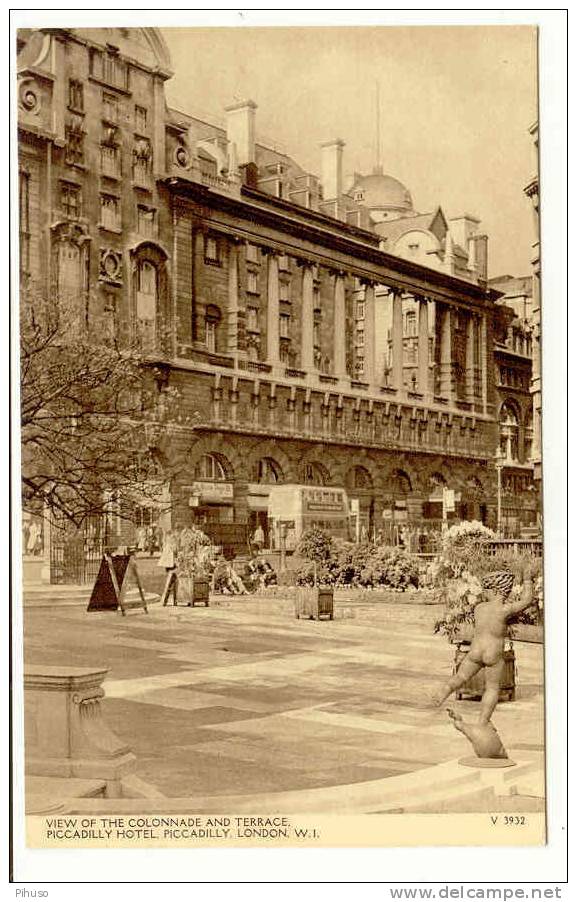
[10,10,567,885]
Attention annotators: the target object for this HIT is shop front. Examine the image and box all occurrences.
[188,480,235,526]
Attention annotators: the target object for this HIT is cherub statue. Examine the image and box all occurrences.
[433,563,538,727]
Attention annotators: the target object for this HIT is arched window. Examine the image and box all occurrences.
[390,469,412,495]
[254,457,282,484]
[136,259,158,351]
[58,241,82,299]
[303,461,329,486]
[500,402,520,462]
[346,466,373,491]
[428,472,447,497]
[195,453,227,481]
[137,261,157,319]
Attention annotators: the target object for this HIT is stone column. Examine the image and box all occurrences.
[439,305,454,401]
[266,252,280,365]
[192,229,205,342]
[465,313,476,402]
[227,240,239,354]
[480,312,488,413]
[364,281,376,385]
[301,263,315,370]
[333,271,347,377]
[417,296,429,396]
[392,289,404,392]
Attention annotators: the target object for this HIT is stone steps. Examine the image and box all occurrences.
[22,586,159,608]
[26,776,107,815]
[60,753,544,817]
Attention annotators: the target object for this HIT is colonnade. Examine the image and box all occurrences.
[221,241,488,411]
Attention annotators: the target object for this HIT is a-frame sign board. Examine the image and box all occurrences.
[87,553,148,615]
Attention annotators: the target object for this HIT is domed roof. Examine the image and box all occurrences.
[350,168,414,213]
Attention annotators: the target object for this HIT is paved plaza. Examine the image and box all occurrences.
[23,595,545,808]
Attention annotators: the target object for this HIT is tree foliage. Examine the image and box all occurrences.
[19,285,191,526]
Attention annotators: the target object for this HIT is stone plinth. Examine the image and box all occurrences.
[25,666,135,797]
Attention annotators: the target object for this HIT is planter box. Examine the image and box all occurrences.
[454,643,516,702]
[295,587,334,620]
[509,623,544,644]
[176,577,209,607]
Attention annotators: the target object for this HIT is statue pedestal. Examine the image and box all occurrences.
[459,756,517,769]
[24,666,135,797]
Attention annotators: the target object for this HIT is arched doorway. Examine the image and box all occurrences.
[191,452,234,526]
[381,469,412,545]
[248,456,284,548]
[345,465,375,541]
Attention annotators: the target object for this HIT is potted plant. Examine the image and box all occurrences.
[294,529,334,621]
[174,526,211,607]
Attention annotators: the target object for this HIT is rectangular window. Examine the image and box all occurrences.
[247,272,259,294]
[356,300,365,320]
[102,92,119,123]
[405,311,417,336]
[101,144,121,178]
[279,281,290,302]
[135,105,148,133]
[68,79,84,112]
[278,254,290,272]
[246,307,259,331]
[137,205,157,237]
[246,243,259,263]
[279,313,290,338]
[133,139,152,186]
[355,326,365,348]
[279,343,291,364]
[65,127,84,166]
[100,194,121,231]
[61,183,81,219]
[19,171,30,277]
[205,320,216,353]
[204,236,220,265]
[91,48,128,91]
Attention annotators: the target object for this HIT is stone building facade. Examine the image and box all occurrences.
[18,27,508,555]
[489,276,538,535]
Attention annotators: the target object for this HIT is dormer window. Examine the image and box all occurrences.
[354,190,365,202]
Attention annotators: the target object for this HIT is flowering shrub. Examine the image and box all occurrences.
[443,520,496,547]
[433,558,543,641]
[295,540,419,590]
[175,526,212,579]
[295,527,333,563]
[433,572,483,641]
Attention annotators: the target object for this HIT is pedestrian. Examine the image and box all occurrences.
[252,523,265,554]
[158,530,177,570]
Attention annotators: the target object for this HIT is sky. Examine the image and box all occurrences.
[162,26,538,278]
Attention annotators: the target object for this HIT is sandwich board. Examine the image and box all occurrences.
[87,553,148,615]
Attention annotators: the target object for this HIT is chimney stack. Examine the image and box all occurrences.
[321,139,345,200]
[225,99,257,167]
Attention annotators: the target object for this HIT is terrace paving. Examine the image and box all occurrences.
[23,594,545,809]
